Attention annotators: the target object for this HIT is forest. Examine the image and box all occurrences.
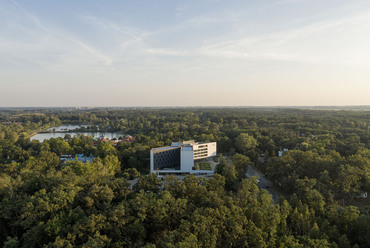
[0,107,369,247]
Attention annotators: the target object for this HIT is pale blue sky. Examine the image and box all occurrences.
[1,0,369,106]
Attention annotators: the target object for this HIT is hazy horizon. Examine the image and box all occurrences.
[1,105,369,109]
[1,0,370,107]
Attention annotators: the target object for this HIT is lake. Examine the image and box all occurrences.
[45,124,91,132]
[30,125,123,142]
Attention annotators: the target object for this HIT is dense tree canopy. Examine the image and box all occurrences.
[0,107,369,247]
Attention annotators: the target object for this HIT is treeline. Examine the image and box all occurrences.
[0,134,151,174]
[2,108,369,156]
[0,152,368,247]
[0,113,61,141]
[41,108,370,157]
[261,149,369,200]
[2,108,368,193]
[0,108,369,247]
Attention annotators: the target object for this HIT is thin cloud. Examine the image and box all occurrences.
[1,1,369,106]
[145,48,188,56]
[5,1,114,69]
[10,0,45,30]
[80,16,147,42]
[195,12,370,67]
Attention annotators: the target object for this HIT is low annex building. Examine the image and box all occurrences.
[150,140,217,175]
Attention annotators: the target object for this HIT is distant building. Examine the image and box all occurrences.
[358,191,368,199]
[92,135,135,146]
[278,148,289,157]
[150,140,216,175]
[60,154,94,164]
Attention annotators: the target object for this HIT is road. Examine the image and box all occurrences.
[223,156,279,202]
[127,178,139,190]
[247,166,279,202]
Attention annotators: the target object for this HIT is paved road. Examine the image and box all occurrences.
[247,166,279,202]
[127,178,139,190]
[224,156,279,202]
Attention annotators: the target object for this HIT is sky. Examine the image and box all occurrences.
[1,0,370,107]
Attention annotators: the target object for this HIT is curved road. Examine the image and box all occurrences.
[247,166,279,202]
[224,156,280,202]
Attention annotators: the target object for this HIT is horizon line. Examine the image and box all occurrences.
[1,105,369,109]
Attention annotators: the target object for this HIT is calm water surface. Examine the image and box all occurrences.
[31,125,122,142]
[45,124,90,132]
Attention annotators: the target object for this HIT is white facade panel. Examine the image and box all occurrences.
[207,142,217,157]
[180,149,194,172]
[150,149,154,173]
[193,142,217,160]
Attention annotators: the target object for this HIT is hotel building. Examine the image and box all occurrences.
[150,140,217,175]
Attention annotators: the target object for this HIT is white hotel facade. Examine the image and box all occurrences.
[150,140,217,175]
